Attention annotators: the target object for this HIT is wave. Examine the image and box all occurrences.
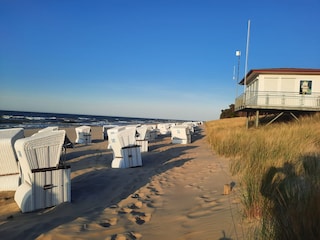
[0,110,179,129]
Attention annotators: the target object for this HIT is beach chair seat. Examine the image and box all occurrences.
[75,126,91,144]
[182,122,196,134]
[0,128,24,191]
[135,125,150,152]
[158,123,177,135]
[171,125,192,144]
[157,123,171,135]
[145,125,158,141]
[107,126,142,168]
[107,126,136,156]
[14,130,71,212]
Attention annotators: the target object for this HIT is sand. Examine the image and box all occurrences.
[0,126,246,240]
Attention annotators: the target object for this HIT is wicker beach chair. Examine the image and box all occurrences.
[135,125,150,152]
[0,128,24,191]
[75,125,91,144]
[14,130,71,213]
[107,126,142,168]
[171,125,192,144]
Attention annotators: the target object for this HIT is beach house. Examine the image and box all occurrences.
[235,68,320,127]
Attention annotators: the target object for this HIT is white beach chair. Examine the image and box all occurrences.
[157,123,175,135]
[14,130,71,213]
[171,125,192,144]
[157,123,168,135]
[0,128,24,191]
[102,125,118,140]
[107,126,126,157]
[136,125,150,152]
[143,124,157,141]
[75,125,91,144]
[182,122,196,134]
[107,126,142,168]
[146,125,158,141]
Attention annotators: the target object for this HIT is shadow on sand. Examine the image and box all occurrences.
[0,131,202,239]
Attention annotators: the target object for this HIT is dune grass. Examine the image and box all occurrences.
[205,114,320,239]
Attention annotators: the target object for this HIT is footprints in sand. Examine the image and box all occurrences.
[117,197,152,226]
[68,184,164,240]
[108,232,142,240]
[99,217,118,228]
[101,191,157,239]
[186,194,226,219]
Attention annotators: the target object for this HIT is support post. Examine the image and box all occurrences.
[255,110,259,128]
[246,112,249,129]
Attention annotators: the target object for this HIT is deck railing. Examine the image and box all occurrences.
[235,91,320,111]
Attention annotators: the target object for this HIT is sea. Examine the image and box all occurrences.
[0,110,181,130]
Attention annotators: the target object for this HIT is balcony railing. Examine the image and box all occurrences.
[235,91,320,111]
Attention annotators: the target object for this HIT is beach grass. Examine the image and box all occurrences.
[205,114,320,239]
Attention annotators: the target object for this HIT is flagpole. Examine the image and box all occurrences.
[235,50,241,97]
[244,19,250,93]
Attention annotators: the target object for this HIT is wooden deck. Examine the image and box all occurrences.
[235,91,320,128]
[235,91,320,112]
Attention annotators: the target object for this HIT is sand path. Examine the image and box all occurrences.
[0,126,246,240]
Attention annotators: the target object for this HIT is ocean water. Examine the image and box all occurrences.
[0,110,177,129]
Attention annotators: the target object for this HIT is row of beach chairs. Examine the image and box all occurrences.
[0,122,200,213]
[76,122,199,168]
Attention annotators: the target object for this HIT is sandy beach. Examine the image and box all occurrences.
[0,126,246,240]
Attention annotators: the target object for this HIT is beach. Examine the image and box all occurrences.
[0,126,245,240]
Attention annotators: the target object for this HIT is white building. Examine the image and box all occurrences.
[235,68,320,127]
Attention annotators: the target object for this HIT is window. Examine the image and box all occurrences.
[300,80,312,95]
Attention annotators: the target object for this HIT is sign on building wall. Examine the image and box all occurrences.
[300,80,312,95]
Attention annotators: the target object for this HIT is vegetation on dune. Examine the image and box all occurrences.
[205,114,320,239]
[219,104,245,119]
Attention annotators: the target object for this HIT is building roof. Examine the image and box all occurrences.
[239,68,320,85]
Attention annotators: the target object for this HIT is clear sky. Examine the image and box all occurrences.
[1,0,320,121]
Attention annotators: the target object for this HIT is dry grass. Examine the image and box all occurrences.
[205,114,320,239]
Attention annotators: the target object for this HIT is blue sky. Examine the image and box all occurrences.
[1,0,320,121]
